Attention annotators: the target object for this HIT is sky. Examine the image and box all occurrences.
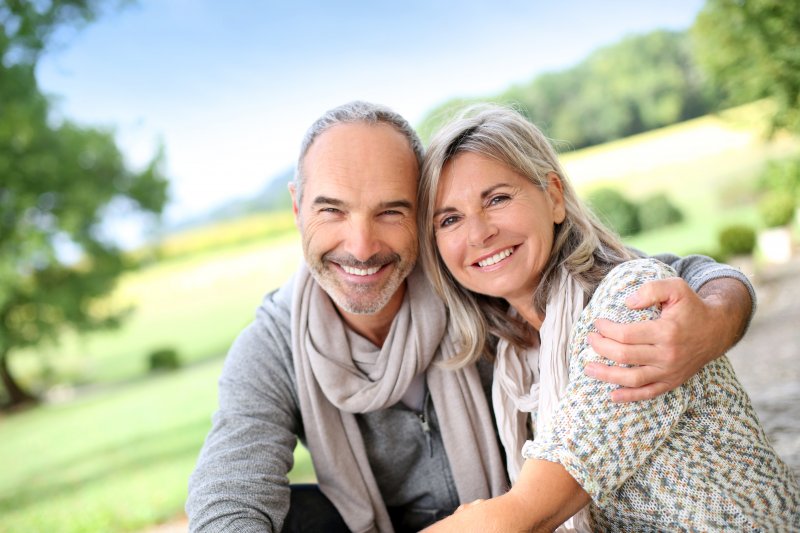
[37,0,707,237]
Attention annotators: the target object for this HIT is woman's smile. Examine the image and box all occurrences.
[472,245,517,269]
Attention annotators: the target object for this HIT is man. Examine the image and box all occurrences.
[186,101,754,532]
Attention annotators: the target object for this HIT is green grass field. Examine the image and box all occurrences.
[1,102,798,532]
[11,233,304,391]
[0,359,314,533]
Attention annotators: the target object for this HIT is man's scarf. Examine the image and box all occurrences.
[291,264,507,532]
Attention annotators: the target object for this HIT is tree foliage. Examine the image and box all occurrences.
[692,0,800,133]
[417,30,718,148]
[0,0,168,408]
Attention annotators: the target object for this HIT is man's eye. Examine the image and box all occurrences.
[320,207,341,214]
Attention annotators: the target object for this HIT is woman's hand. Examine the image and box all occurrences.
[421,460,589,532]
[454,499,485,514]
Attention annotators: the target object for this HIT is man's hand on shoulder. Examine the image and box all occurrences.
[584,276,751,403]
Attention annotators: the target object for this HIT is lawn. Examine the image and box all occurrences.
[0,359,314,533]
[1,102,797,532]
[11,233,304,391]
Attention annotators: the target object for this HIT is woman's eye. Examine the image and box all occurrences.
[489,194,510,206]
[439,215,458,228]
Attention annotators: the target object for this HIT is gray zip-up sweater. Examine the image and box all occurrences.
[186,254,755,532]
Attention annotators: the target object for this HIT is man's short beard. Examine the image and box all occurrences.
[326,282,399,315]
[306,251,415,315]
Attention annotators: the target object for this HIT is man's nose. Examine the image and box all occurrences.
[344,217,382,261]
[466,213,498,247]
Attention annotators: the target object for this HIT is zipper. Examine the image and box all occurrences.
[418,390,433,457]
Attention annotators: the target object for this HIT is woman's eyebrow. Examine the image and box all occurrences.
[433,183,512,218]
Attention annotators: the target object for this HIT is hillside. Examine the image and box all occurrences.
[158,101,800,259]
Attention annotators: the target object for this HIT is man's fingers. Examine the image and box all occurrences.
[588,330,660,366]
[625,278,688,310]
[593,318,663,347]
[610,382,671,403]
[584,361,662,388]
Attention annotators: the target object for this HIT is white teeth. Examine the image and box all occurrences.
[342,265,381,276]
[477,248,513,267]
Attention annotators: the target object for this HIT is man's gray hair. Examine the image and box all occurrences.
[293,101,425,203]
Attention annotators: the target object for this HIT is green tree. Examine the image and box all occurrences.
[692,0,800,133]
[417,30,717,148]
[0,1,168,408]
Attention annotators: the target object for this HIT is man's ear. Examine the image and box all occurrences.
[288,182,301,226]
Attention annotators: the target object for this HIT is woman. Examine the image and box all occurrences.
[417,105,800,531]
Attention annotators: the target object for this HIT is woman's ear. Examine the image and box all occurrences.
[546,172,566,224]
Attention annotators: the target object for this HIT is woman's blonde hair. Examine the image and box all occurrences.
[418,104,635,367]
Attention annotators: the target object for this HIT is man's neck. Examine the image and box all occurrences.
[336,284,406,347]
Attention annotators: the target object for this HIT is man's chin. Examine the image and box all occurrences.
[329,290,393,315]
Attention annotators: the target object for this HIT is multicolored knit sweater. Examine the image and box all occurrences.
[523,258,800,531]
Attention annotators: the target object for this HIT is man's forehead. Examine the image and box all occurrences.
[304,174,417,206]
[301,122,419,199]
[306,121,414,160]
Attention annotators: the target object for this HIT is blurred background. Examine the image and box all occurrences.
[1,1,799,531]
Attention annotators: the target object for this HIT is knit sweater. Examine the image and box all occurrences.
[524,258,800,531]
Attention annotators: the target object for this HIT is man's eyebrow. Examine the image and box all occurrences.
[379,200,413,210]
[311,196,346,207]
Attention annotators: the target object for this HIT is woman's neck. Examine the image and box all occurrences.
[507,296,544,331]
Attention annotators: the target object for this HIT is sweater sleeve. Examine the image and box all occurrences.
[186,291,301,533]
[522,258,692,503]
[650,252,757,328]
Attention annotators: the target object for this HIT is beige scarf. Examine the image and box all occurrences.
[492,268,592,532]
[291,263,507,533]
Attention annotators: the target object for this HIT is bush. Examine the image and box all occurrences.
[758,157,800,197]
[718,224,756,257]
[758,192,796,228]
[147,348,181,372]
[587,187,641,236]
[637,193,684,231]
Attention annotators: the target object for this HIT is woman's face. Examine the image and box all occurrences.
[433,152,565,310]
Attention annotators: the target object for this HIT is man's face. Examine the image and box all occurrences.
[291,122,419,317]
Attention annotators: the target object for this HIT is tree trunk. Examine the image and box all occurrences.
[0,350,37,410]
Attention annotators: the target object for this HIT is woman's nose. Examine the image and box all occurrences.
[466,213,498,247]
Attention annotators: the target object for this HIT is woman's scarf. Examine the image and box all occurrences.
[492,267,592,532]
[291,263,507,533]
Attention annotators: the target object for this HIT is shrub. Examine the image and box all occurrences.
[637,193,684,231]
[148,348,181,372]
[758,192,796,228]
[586,187,641,236]
[718,224,756,257]
[758,157,800,197]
